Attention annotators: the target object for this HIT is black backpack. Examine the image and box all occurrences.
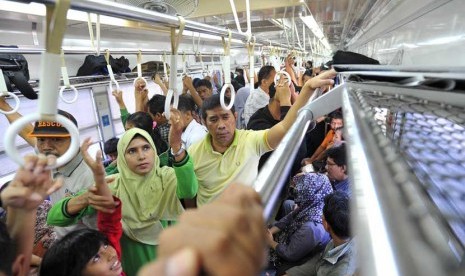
[77,54,130,76]
[0,46,37,99]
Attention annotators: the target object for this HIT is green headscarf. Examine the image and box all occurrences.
[109,128,183,245]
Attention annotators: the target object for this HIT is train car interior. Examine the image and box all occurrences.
[0,0,464,275]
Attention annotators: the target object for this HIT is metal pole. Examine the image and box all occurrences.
[254,85,344,221]
[0,47,221,56]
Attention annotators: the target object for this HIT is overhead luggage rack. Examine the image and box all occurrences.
[251,66,465,276]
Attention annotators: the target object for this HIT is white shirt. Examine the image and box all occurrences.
[242,86,270,127]
[182,119,208,150]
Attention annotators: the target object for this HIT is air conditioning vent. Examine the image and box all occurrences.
[114,0,199,17]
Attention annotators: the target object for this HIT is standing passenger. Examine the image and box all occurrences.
[169,70,337,206]
[0,98,95,238]
[243,65,276,126]
[46,128,198,275]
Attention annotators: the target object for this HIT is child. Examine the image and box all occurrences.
[40,139,124,276]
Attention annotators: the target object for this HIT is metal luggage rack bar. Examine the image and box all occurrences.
[252,67,465,276]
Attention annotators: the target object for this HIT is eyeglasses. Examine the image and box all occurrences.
[325,162,338,167]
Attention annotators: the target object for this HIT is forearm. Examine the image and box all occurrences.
[309,146,324,161]
[156,81,168,95]
[47,192,91,227]
[135,98,148,112]
[66,192,90,216]
[7,208,36,271]
[173,154,198,199]
[2,108,36,147]
[188,85,203,108]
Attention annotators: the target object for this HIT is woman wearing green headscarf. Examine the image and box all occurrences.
[47,128,198,275]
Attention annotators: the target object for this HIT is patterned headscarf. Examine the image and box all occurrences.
[270,173,333,265]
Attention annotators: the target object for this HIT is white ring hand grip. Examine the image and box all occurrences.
[274,70,291,86]
[133,77,148,88]
[59,85,79,104]
[220,83,235,110]
[164,89,179,120]
[0,92,20,115]
[4,113,80,168]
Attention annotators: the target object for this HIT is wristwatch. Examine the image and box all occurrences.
[170,145,185,157]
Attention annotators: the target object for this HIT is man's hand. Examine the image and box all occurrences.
[168,108,185,159]
[304,69,336,90]
[111,90,125,107]
[153,184,267,276]
[182,76,194,90]
[1,155,63,210]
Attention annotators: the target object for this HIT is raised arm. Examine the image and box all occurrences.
[2,154,63,275]
[0,96,36,147]
[153,73,168,96]
[168,108,198,200]
[134,79,149,113]
[183,76,203,108]
[267,69,337,149]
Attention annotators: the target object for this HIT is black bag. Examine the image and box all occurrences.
[0,46,37,99]
[131,61,166,74]
[77,54,130,76]
[332,50,380,65]
[112,56,130,73]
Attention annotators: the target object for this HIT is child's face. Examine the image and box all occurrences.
[82,244,122,276]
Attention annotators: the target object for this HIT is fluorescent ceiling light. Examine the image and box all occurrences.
[299,15,324,40]
[0,1,243,44]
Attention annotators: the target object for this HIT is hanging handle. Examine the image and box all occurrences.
[274,70,292,86]
[246,37,256,95]
[0,69,20,114]
[220,30,235,110]
[5,0,79,168]
[133,50,148,87]
[59,49,78,104]
[164,16,185,120]
[105,49,120,92]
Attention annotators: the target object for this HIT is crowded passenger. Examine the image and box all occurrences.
[242,65,277,126]
[170,69,337,206]
[46,128,197,275]
[267,173,333,275]
[0,98,95,238]
[285,191,356,276]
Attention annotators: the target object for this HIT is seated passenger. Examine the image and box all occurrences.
[170,69,337,207]
[267,173,333,275]
[46,128,198,275]
[325,144,351,196]
[285,191,356,276]
[302,111,344,166]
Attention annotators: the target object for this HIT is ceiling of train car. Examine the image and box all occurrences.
[1,0,399,54]
[109,0,398,53]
